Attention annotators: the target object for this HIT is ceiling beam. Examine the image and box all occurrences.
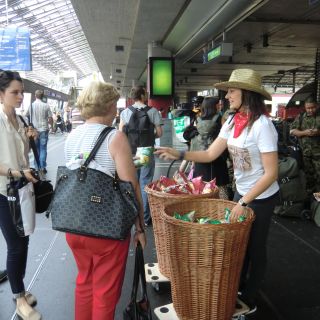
[244,17,320,25]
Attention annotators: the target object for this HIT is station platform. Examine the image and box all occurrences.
[1,133,320,320]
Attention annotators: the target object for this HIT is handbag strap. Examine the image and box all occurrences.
[19,115,41,169]
[82,126,115,168]
[130,243,140,300]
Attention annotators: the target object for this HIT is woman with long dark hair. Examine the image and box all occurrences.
[156,69,279,315]
[190,96,229,198]
[0,70,41,320]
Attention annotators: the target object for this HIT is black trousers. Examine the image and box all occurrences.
[234,190,280,306]
[0,194,29,295]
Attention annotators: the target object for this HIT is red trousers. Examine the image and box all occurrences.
[66,233,130,320]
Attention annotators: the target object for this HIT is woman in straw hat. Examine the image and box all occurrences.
[155,68,280,315]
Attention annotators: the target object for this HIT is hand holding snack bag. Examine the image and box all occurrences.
[134,146,154,168]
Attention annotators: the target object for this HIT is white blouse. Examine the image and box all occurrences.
[0,106,29,196]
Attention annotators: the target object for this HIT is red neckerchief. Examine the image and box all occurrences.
[233,112,250,138]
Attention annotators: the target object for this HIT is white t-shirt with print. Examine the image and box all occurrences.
[219,114,279,199]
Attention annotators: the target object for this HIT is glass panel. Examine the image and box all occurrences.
[1,0,99,90]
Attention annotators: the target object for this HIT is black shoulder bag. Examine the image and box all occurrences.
[19,116,54,213]
[48,127,139,240]
[123,242,152,320]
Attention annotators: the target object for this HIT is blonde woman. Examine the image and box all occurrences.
[64,81,146,320]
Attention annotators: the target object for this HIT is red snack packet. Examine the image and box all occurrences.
[159,176,176,190]
[173,171,189,185]
[191,176,205,194]
[202,178,217,194]
[163,185,189,194]
[149,181,161,191]
[180,183,193,194]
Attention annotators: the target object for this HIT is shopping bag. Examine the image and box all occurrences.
[123,243,152,320]
[7,176,36,237]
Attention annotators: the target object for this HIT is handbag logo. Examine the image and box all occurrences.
[90,195,102,203]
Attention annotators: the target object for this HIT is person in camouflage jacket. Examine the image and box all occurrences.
[290,97,320,196]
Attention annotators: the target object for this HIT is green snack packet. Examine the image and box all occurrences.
[224,208,231,223]
[174,211,195,222]
[197,217,211,224]
[208,219,222,225]
[174,212,182,220]
[184,210,196,222]
[237,215,246,222]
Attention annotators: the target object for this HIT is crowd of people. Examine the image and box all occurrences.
[0,67,319,320]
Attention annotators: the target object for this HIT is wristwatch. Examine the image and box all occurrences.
[179,150,186,160]
[238,198,248,207]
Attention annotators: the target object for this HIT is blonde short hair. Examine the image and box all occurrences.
[76,81,120,119]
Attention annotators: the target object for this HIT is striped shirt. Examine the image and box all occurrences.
[64,123,116,176]
[25,99,52,131]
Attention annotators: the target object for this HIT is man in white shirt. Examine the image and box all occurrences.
[25,90,53,173]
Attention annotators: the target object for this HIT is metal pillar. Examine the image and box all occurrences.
[315,48,320,103]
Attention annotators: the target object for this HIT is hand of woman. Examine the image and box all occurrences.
[230,203,247,222]
[26,126,38,139]
[154,147,180,160]
[23,170,38,183]
[16,169,38,183]
[134,231,146,249]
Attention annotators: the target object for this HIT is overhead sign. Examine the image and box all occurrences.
[0,27,32,71]
[203,43,233,64]
[149,57,174,98]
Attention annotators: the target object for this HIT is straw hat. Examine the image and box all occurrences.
[214,69,272,101]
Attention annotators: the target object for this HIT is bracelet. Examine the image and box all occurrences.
[179,150,186,160]
[135,229,145,234]
[238,197,248,207]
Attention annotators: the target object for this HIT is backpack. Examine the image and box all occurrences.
[124,106,155,154]
[273,157,308,218]
[190,114,221,151]
[311,200,320,227]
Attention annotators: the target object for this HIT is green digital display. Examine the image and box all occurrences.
[207,45,222,61]
[149,57,174,97]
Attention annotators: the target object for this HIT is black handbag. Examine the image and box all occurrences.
[123,243,152,320]
[48,127,139,240]
[19,116,54,213]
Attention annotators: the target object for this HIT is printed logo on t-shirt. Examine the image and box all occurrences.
[228,145,252,171]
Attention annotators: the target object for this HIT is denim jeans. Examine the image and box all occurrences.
[137,154,155,224]
[0,194,29,295]
[35,130,49,169]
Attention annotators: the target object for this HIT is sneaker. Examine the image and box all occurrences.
[245,305,257,315]
[235,297,257,317]
[0,270,8,283]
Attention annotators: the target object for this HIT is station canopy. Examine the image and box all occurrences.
[0,0,99,93]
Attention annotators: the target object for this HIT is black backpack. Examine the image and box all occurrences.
[273,157,307,218]
[124,106,155,154]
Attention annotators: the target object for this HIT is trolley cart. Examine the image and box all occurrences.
[154,300,250,320]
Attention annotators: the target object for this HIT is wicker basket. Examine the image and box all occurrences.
[145,185,219,279]
[163,198,255,320]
